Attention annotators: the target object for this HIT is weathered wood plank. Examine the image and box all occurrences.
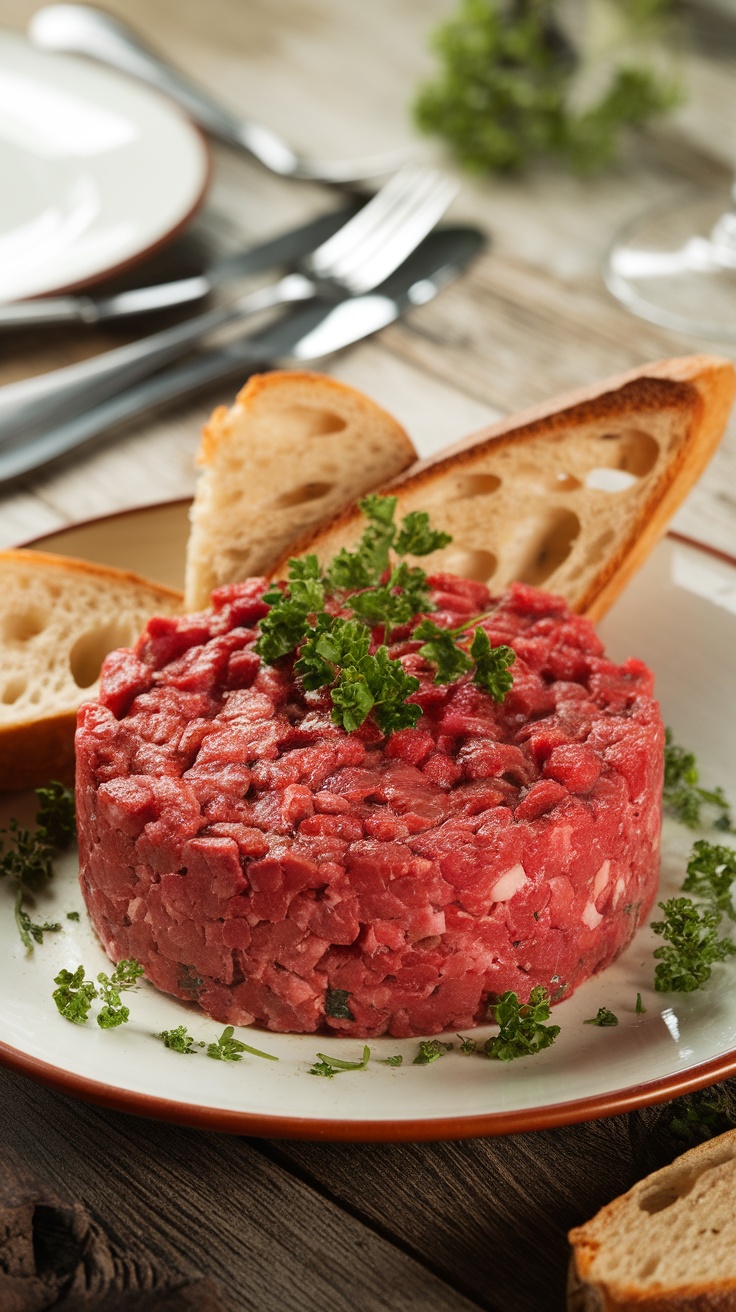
[268,1097,704,1312]
[0,1068,481,1312]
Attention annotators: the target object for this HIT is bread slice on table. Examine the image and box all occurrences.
[275,355,735,621]
[184,370,417,610]
[0,551,182,791]
[568,1127,736,1310]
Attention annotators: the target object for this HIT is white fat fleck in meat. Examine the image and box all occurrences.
[612,877,626,909]
[489,863,528,903]
[582,901,603,929]
[592,860,611,899]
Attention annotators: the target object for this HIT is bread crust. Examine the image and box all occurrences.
[568,1129,736,1310]
[0,550,182,792]
[272,355,735,620]
[197,369,416,467]
[0,548,184,601]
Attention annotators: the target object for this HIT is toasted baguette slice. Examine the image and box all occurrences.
[276,355,735,621]
[0,551,182,791]
[568,1127,736,1310]
[184,370,417,610]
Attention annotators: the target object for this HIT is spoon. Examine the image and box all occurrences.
[29,4,413,184]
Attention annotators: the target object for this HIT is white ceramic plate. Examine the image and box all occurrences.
[0,34,209,301]
[2,504,735,1141]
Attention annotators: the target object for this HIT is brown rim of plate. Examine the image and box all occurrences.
[22,117,211,301]
[6,501,736,1141]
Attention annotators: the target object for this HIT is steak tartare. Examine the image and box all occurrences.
[75,575,663,1037]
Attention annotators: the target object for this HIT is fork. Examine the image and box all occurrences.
[0,167,458,447]
[30,4,413,185]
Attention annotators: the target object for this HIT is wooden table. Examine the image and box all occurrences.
[1,3,735,1308]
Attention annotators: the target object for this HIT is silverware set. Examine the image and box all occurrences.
[0,5,486,484]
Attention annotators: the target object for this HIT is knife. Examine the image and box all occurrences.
[0,204,359,327]
[0,226,485,485]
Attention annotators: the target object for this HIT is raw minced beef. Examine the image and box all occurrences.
[75,574,663,1038]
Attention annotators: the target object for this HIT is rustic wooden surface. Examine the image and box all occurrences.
[1,2,736,1309]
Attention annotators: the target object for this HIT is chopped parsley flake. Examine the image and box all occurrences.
[66,911,80,922]
[485,987,560,1061]
[584,1007,619,1027]
[636,992,646,1015]
[457,1035,478,1055]
[157,1026,204,1054]
[308,1045,370,1077]
[324,988,355,1021]
[413,1039,453,1065]
[382,1054,404,1067]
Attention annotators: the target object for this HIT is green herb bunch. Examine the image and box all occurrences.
[0,782,75,950]
[255,495,515,737]
[663,729,733,832]
[413,0,681,174]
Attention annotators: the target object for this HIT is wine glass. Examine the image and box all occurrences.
[604,186,736,340]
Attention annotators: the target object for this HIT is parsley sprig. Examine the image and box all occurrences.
[52,958,144,1028]
[207,1025,278,1062]
[0,782,75,950]
[308,1044,371,1078]
[663,729,733,832]
[255,496,514,736]
[651,898,736,993]
[485,987,560,1061]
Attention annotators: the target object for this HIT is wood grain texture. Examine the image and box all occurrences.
[0,1068,480,1312]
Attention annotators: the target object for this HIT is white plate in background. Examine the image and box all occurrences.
[0,33,209,301]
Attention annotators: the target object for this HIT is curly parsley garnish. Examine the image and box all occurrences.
[256,496,514,736]
[682,841,736,921]
[584,1007,619,1027]
[485,987,560,1061]
[1,782,75,949]
[651,898,736,992]
[663,729,733,832]
[52,958,144,1028]
[52,965,98,1026]
[308,1045,371,1078]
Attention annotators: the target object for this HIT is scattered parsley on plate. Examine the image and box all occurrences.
[584,1007,619,1027]
[308,1045,370,1077]
[485,987,560,1061]
[1,782,75,949]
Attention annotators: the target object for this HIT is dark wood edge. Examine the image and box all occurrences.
[6,502,736,1140]
[22,119,211,301]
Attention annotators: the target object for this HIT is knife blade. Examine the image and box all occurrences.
[0,204,359,327]
[0,226,485,485]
